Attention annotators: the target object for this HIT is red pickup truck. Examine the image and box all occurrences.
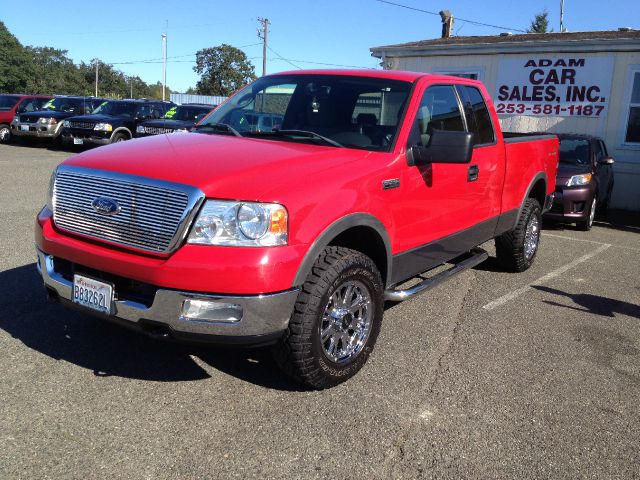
[36,70,558,388]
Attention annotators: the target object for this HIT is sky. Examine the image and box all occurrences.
[2,0,639,92]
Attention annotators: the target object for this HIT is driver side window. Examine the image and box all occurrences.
[408,85,465,147]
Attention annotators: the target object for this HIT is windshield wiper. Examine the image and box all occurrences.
[249,129,343,148]
[193,122,242,137]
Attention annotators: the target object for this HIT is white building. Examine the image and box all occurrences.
[371,30,640,211]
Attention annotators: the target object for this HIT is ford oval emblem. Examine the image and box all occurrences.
[91,197,121,216]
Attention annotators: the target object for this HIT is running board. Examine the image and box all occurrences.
[384,248,488,302]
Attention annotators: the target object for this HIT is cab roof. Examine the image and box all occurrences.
[270,69,447,83]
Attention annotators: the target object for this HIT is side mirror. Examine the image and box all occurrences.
[406,130,475,166]
[598,156,615,165]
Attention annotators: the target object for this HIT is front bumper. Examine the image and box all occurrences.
[11,121,62,139]
[61,128,111,146]
[36,247,299,344]
[543,185,595,222]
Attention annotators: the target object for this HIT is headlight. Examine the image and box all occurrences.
[39,117,57,125]
[566,173,592,186]
[13,116,20,123]
[187,200,288,247]
[63,120,70,128]
[94,123,113,132]
[136,125,144,133]
[46,169,57,211]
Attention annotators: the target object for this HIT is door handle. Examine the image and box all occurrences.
[467,164,479,182]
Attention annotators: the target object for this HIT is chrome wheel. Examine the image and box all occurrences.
[524,214,539,260]
[320,280,373,364]
[0,126,10,143]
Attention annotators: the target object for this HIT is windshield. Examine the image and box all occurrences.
[42,98,89,114]
[0,95,20,111]
[198,74,412,151]
[164,105,211,121]
[559,139,591,165]
[91,101,137,117]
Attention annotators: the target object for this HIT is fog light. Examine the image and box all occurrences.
[180,299,243,323]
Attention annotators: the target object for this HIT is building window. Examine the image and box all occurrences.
[431,67,485,82]
[624,71,640,143]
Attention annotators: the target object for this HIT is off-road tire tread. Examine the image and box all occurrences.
[495,198,541,272]
[273,246,383,389]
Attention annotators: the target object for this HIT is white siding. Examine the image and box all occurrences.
[388,51,640,210]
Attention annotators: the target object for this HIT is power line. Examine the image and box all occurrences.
[108,43,262,65]
[266,45,302,70]
[374,0,527,33]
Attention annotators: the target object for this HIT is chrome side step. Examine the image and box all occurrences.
[384,248,489,302]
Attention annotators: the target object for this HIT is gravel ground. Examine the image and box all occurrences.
[1,142,639,479]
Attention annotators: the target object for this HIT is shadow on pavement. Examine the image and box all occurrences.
[533,285,640,320]
[0,263,303,391]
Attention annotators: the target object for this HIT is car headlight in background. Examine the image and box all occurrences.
[174,128,189,133]
[63,120,71,128]
[566,173,592,187]
[187,200,288,247]
[38,117,57,125]
[93,123,113,132]
[136,125,145,133]
[13,116,20,123]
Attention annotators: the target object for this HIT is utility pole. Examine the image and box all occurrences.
[257,17,270,76]
[560,0,565,32]
[94,59,99,97]
[162,32,167,101]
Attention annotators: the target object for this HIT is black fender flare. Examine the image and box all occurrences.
[514,172,547,227]
[110,127,133,140]
[292,213,393,288]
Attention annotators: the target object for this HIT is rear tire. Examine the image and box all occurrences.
[495,198,541,272]
[273,246,384,389]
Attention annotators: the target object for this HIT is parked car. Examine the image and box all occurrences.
[543,134,615,230]
[0,94,52,143]
[60,99,175,147]
[11,96,105,144]
[134,103,214,138]
[36,70,558,388]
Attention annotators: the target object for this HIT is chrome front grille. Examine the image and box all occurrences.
[143,126,174,135]
[53,166,204,254]
[68,121,95,129]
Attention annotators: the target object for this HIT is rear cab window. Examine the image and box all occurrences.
[456,85,495,145]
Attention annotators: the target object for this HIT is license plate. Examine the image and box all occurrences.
[73,137,84,145]
[72,274,113,314]
[20,125,29,131]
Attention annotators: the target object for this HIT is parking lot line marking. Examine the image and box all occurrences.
[482,243,611,311]
[543,233,640,252]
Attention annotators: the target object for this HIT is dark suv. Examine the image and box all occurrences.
[135,103,214,138]
[11,96,104,144]
[544,134,615,230]
[61,99,174,147]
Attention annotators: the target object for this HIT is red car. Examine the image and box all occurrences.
[35,70,558,388]
[0,94,52,143]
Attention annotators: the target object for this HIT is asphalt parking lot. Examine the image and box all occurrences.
[1,142,639,479]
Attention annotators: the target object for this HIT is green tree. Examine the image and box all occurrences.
[24,46,84,95]
[0,21,32,93]
[527,9,552,33]
[193,44,256,96]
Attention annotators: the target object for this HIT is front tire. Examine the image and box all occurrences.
[111,132,128,143]
[0,124,11,144]
[495,198,541,272]
[577,197,596,231]
[273,246,384,389]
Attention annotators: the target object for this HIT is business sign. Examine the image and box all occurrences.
[495,56,614,117]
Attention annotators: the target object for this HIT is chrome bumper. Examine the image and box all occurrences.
[36,248,299,340]
[11,122,61,138]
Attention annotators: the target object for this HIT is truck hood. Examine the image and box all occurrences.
[65,114,125,124]
[21,110,75,121]
[62,132,372,201]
